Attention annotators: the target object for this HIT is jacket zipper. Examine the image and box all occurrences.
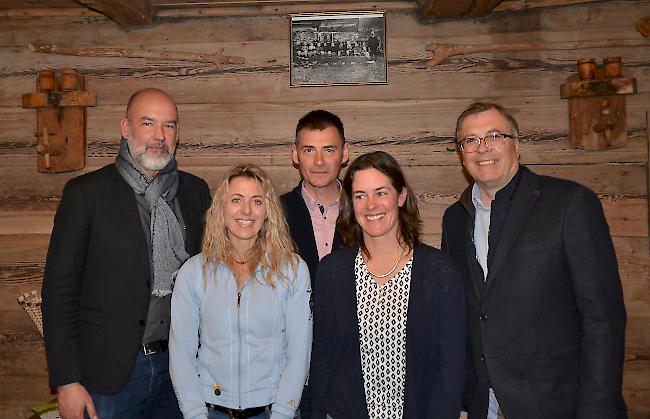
[236,288,242,408]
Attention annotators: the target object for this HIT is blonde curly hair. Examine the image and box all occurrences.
[201,164,297,287]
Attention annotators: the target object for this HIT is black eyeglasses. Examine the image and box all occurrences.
[458,133,516,153]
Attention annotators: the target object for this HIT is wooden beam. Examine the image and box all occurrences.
[494,0,606,12]
[417,0,504,19]
[0,8,101,18]
[156,1,417,17]
[74,0,156,28]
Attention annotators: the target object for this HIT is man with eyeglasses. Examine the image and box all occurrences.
[441,102,627,419]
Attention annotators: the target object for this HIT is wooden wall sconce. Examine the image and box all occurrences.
[560,57,637,150]
[22,69,96,173]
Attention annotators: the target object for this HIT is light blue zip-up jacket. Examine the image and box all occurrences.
[169,253,312,419]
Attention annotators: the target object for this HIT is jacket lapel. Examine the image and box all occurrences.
[483,169,540,296]
[176,175,197,254]
[110,165,151,280]
[458,185,484,300]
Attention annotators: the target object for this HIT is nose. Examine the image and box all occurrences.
[366,195,377,210]
[476,136,491,153]
[314,150,324,165]
[153,123,165,142]
[241,200,252,215]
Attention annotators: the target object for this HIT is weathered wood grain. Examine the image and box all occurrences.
[0,343,51,419]
[4,98,650,149]
[2,60,648,108]
[0,163,646,203]
[0,194,646,236]
[2,1,647,47]
[0,0,648,415]
[0,132,647,172]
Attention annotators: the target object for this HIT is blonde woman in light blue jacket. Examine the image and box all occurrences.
[170,164,312,419]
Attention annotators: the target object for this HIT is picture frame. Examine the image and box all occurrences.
[290,11,387,87]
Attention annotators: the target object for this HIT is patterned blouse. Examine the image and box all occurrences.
[355,250,413,419]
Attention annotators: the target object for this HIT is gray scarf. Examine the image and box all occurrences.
[115,138,189,297]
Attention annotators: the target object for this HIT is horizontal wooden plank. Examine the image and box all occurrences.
[0,131,648,173]
[0,343,51,419]
[622,359,650,415]
[4,27,650,73]
[4,97,650,147]
[1,1,645,47]
[0,235,50,264]
[2,58,649,107]
[1,194,646,237]
[0,163,646,203]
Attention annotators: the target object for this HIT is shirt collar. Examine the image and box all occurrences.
[471,166,523,211]
[301,179,342,208]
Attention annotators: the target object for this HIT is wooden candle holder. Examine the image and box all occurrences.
[561,57,637,150]
[22,69,97,173]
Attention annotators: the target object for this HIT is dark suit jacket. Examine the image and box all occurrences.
[310,244,466,419]
[441,166,627,419]
[280,183,343,284]
[42,164,211,394]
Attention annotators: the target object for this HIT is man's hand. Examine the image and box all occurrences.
[57,382,98,419]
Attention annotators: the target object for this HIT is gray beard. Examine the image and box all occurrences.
[138,151,173,172]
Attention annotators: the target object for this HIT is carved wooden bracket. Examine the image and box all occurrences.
[637,16,650,37]
[22,69,97,173]
[560,58,637,150]
[74,0,155,29]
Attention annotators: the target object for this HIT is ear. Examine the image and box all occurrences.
[341,142,350,166]
[398,187,407,207]
[120,116,130,139]
[292,143,299,166]
[514,137,520,158]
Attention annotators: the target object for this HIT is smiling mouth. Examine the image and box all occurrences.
[366,214,385,221]
[477,160,497,166]
[236,219,255,226]
[147,145,169,153]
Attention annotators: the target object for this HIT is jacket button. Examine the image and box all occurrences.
[480,354,485,362]
[139,320,145,326]
[480,314,488,321]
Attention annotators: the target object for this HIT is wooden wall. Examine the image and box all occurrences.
[1,0,649,417]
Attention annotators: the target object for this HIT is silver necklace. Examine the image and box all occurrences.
[365,249,404,279]
[231,255,250,265]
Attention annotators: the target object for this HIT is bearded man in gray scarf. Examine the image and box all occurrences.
[42,88,211,419]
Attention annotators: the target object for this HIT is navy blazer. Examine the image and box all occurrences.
[442,166,627,419]
[310,244,466,419]
[42,164,211,394]
[280,183,343,284]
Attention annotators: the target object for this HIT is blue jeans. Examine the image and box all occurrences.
[86,350,182,419]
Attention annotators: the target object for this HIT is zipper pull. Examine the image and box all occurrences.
[237,292,241,308]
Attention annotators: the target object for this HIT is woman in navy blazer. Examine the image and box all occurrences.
[310,151,466,419]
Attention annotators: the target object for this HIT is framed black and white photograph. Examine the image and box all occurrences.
[290,11,386,87]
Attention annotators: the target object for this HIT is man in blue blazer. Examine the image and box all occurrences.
[442,102,627,419]
[281,110,348,284]
[280,110,348,418]
[42,88,211,419]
